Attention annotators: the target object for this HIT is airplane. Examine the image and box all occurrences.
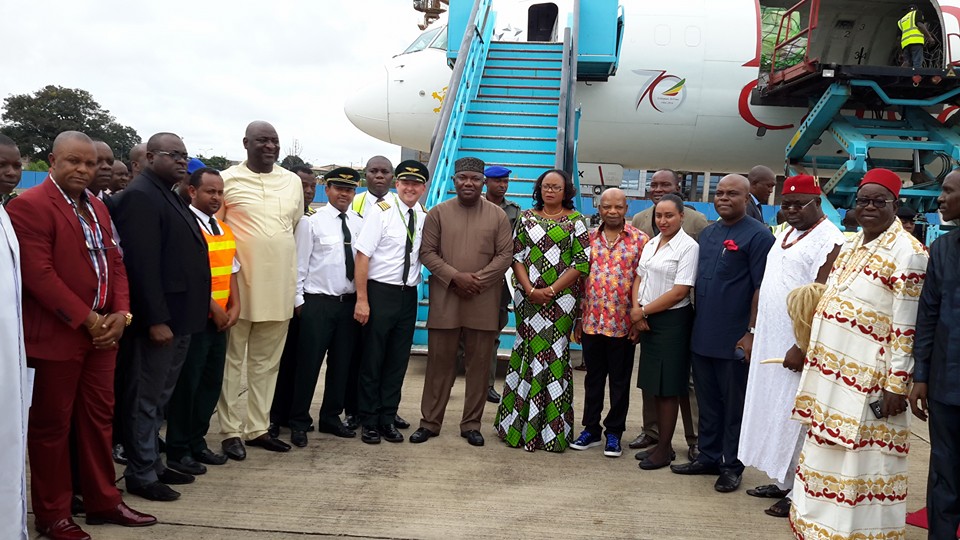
[344,0,960,193]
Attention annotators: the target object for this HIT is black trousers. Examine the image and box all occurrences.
[344,328,362,418]
[287,294,359,431]
[165,321,227,461]
[580,333,635,437]
[690,352,748,475]
[270,315,303,427]
[358,281,418,427]
[121,334,191,488]
[928,398,960,539]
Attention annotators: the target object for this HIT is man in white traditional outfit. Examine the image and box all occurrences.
[0,134,29,539]
[738,175,844,518]
[790,168,928,539]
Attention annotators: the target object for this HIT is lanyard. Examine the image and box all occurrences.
[394,196,417,245]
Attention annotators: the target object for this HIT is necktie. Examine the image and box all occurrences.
[376,195,385,203]
[340,213,354,281]
[402,209,414,284]
[209,216,221,235]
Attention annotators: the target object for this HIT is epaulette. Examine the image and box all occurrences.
[376,200,392,211]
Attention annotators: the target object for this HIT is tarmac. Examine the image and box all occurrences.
[27,351,935,539]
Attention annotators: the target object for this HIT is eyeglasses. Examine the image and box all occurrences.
[153,151,189,162]
[780,198,817,211]
[541,185,564,193]
[855,198,896,209]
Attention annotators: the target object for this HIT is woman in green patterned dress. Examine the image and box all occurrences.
[494,169,590,452]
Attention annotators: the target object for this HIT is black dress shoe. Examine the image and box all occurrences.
[379,424,404,443]
[393,415,410,429]
[715,470,743,493]
[168,456,207,476]
[627,433,659,450]
[194,447,228,466]
[635,449,676,461]
[318,423,356,438]
[670,460,721,476]
[127,481,180,502]
[639,455,674,470]
[291,430,308,448]
[461,430,484,447]
[221,437,246,461]
[246,434,291,452]
[486,386,501,403]
[71,495,85,516]
[409,427,437,443]
[343,414,360,430]
[112,443,128,466]
[361,425,381,444]
[158,467,195,485]
[267,423,280,439]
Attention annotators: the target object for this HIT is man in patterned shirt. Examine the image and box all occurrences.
[572,188,648,457]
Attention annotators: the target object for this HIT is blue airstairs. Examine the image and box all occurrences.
[411,0,586,354]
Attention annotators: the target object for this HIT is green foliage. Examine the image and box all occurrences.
[0,85,141,159]
[281,154,311,169]
[195,154,231,171]
[25,160,49,172]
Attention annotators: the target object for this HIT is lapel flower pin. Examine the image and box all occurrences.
[722,239,739,256]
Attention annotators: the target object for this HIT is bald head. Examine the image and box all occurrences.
[52,131,94,154]
[243,121,279,173]
[49,131,97,199]
[129,143,148,176]
[715,174,751,223]
[747,165,776,202]
[598,187,628,230]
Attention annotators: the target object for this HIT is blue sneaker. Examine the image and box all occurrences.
[570,430,602,450]
[603,434,622,457]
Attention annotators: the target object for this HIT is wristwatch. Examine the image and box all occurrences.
[747,326,756,334]
[124,312,133,327]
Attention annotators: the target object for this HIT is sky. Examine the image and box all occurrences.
[2,1,427,168]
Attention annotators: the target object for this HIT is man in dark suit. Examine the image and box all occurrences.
[746,165,775,223]
[910,170,960,539]
[7,131,156,539]
[112,132,211,502]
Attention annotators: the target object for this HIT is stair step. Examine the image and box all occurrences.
[483,67,562,78]
[461,136,557,152]
[485,58,563,69]
[476,93,559,101]
[463,123,558,137]
[490,41,563,49]
[470,100,559,115]
[460,146,554,155]
[480,74,562,82]
[487,52,562,61]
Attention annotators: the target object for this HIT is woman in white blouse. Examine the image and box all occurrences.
[631,194,700,470]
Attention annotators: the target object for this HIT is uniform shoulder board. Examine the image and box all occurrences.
[376,200,392,211]
[418,202,427,212]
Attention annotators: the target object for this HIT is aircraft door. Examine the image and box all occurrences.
[528,3,559,41]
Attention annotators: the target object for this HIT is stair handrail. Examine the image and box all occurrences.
[426,0,494,208]
[555,26,573,171]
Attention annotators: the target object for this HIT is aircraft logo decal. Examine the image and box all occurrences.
[431,86,447,113]
[634,69,687,113]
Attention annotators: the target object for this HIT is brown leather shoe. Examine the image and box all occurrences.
[627,433,658,449]
[86,502,157,527]
[35,517,91,540]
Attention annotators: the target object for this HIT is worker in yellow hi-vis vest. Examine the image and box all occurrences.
[165,166,241,475]
[899,5,935,68]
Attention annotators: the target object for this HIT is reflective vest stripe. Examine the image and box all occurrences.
[899,11,924,48]
[201,222,236,311]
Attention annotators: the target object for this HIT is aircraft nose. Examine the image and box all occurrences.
[344,65,390,143]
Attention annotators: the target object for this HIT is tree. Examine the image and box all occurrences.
[0,85,141,159]
[195,154,231,171]
[25,160,49,172]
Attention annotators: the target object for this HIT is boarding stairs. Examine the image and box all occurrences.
[411,0,584,354]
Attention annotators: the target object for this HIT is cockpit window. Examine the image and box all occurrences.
[428,26,448,51]
[402,26,443,55]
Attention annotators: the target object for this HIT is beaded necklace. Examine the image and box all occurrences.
[781,215,827,249]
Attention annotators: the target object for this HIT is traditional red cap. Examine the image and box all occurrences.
[781,174,821,195]
[859,168,902,198]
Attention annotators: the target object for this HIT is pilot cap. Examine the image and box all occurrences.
[395,160,429,183]
[324,167,360,188]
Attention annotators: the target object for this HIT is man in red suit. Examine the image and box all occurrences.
[6,131,155,540]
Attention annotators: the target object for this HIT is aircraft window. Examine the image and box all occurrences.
[402,26,442,55]
[428,26,448,50]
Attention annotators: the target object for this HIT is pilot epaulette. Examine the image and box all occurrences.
[376,200,392,211]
